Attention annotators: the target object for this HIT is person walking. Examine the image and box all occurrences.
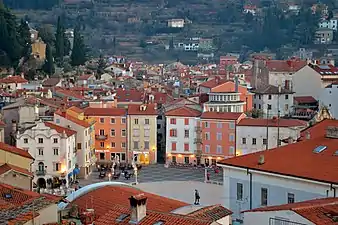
[194,189,200,205]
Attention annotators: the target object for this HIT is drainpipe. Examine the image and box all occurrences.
[331,184,336,197]
[30,159,35,191]
[247,168,253,210]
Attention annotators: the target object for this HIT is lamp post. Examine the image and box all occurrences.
[204,167,207,183]
[132,161,138,184]
[108,173,111,181]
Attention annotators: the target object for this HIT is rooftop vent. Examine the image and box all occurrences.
[153,221,165,225]
[116,214,129,222]
[313,145,327,153]
[3,193,12,199]
[258,155,265,165]
[326,126,338,139]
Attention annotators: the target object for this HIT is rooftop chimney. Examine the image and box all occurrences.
[326,126,338,139]
[258,155,265,165]
[288,136,293,144]
[305,131,311,140]
[234,76,239,93]
[129,194,147,223]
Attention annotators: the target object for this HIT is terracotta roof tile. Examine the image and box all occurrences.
[201,112,244,120]
[0,142,33,159]
[84,107,127,116]
[165,106,201,117]
[266,59,307,72]
[199,78,229,88]
[218,135,338,184]
[299,119,338,141]
[294,96,317,104]
[55,111,94,128]
[238,118,308,127]
[127,104,157,115]
[42,77,61,87]
[44,122,77,137]
[68,106,84,114]
[188,204,232,221]
[78,74,94,80]
[0,164,33,177]
[253,84,294,94]
[55,88,85,100]
[8,212,39,225]
[116,88,144,102]
[0,76,27,84]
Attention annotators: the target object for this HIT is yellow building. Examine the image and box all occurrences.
[31,39,46,60]
[127,104,157,164]
[0,142,34,190]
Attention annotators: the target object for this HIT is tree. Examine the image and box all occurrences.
[55,16,64,61]
[169,36,174,50]
[97,54,105,77]
[70,24,87,66]
[38,25,55,44]
[43,44,54,75]
[18,19,31,58]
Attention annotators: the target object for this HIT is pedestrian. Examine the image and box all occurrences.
[194,189,200,205]
[207,172,210,181]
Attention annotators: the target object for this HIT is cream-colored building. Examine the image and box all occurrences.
[127,104,158,164]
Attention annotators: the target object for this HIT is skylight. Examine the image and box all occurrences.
[334,150,338,156]
[153,221,165,225]
[116,214,129,222]
[3,193,12,199]
[313,145,327,153]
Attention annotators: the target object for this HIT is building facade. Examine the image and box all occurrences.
[16,122,77,188]
[320,82,338,119]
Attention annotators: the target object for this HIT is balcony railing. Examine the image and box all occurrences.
[269,218,307,225]
[95,134,108,140]
[35,170,46,176]
[194,138,202,144]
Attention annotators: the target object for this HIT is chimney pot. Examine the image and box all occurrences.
[258,155,265,165]
[305,131,311,140]
[129,194,147,223]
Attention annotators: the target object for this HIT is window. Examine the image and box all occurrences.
[170,118,176,124]
[121,153,126,161]
[217,123,222,129]
[111,142,116,148]
[184,156,189,164]
[288,193,295,204]
[133,129,140,137]
[145,119,150,125]
[252,138,256,145]
[100,152,105,160]
[121,142,126,148]
[217,145,222,154]
[121,129,126,137]
[144,141,149,150]
[144,129,150,137]
[229,122,235,129]
[111,129,115,136]
[56,119,60,124]
[217,133,222,141]
[263,139,268,145]
[242,138,246,144]
[53,138,58,144]
[184,143,189,151]
[38,162,44,171]
[237,183,243,201]
[285,104,289,111]
[54,163,61,171]
[261,188,268,206]
[171,142,177,151]
[38,148,44,155]
[133,141,139,149]
[229,134,235,142]
[254,103,256,109]
[229,146,235,155]
[184,130,189,138]
[204,122,209,128]
[24,138,28,144]
[100,142,104,148]
[268,95,272,100]
[285,94,289,100]
[267,104,272,110]
[205,132,210,140]
[99,129,105,135]
[110,118,115,124]
[100,118,105,123]
[170,129,177,137]
[184,118,189,125]
[77,143,82,149]
[205,145,210,153]
[38,138,43,144]
[172,156,177,163]
[111,153,115,160]
[134,119,139,124]
[53,148,59,155]
[121,118,126,124]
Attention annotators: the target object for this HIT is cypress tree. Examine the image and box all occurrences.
[55,16,64,60]
[70,24,87,66]
[43,44,55,75]
[18,19,31,58]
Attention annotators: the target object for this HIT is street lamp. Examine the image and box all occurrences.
[108,173,112,181]
[132,161,138,184]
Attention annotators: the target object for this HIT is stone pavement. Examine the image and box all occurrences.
[79,164,223,187]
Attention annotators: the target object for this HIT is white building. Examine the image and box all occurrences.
[167,19,185,28]
[320,82,338,119]
[253,85,294,117]
[165,106,201,164]
[319,18,338,31]
[236,118,307,155]
[16,122,77,188]
[217,125,338,222]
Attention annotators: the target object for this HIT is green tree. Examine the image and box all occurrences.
[169,36,174,49]
[38,25,54,44]
[70,24,87,66]
[55,16,64,61]
[18,19,31,58]
[43,44,55,75]
[97,54,105,76]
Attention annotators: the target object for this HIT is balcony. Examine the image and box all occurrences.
[194,138,202,144]
[95,134,108,140]
[35,170,46,176]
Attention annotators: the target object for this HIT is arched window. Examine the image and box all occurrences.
[38,162,44,171]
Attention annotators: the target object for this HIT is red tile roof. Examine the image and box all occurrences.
[299,119,338,141]
[294,96,317,104]
[127,104,157,115]
[116,88,144,102]
[84,107,126,116]
[78,74,94,80]
[55,88,85,100]
[0,163,33,177]
[310,64,338,75]
[237,118,308,127]
[218,135,338,184]
[188,204,232,221]
[55,110,94,128]
[44,122,77,137]
[165,106,201,117]
[201,112,244,120]
[243,197,338,225]
[68,106,84,114]
[0,76,27,84]
[266,59,307,72]
[8,212,39,225]
[68,186,188,218]
[0,142,33,159]
[199,78,228,88]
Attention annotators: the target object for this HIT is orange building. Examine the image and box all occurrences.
[200,112,246,166]
[84,108,127,165]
